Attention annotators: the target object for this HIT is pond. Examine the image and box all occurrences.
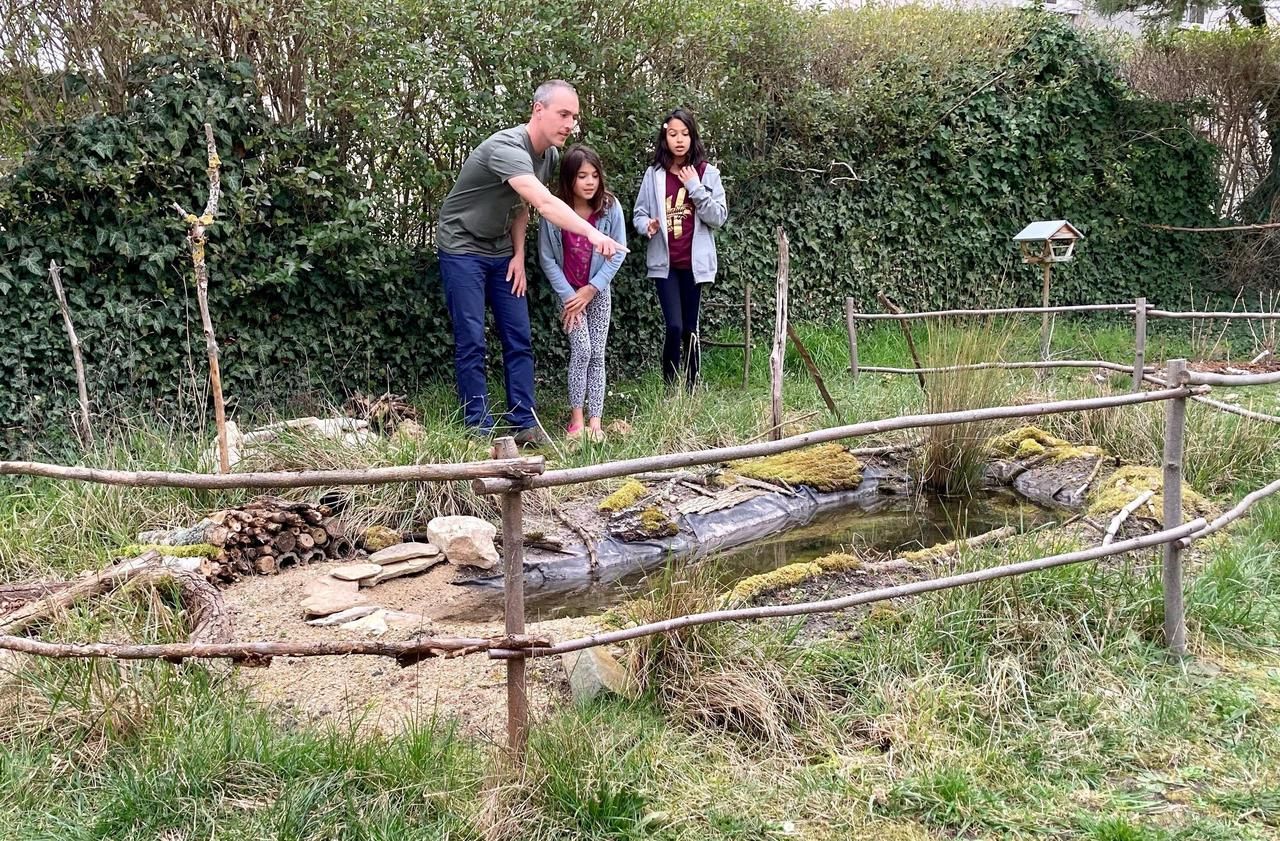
[447,492,1050,623]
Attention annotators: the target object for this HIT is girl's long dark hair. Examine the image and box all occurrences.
[556,144,614,214]
[652,107,707,171]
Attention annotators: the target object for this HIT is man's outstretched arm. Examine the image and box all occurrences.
[508,174,626,258]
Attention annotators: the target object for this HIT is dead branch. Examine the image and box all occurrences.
[47,260,93,445]
[1103,490,1155,546]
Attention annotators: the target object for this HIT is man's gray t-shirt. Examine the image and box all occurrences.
[436,126,558,257]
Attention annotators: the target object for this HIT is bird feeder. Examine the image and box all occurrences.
[1014,220,1083,264]
[1013,220,1083,366]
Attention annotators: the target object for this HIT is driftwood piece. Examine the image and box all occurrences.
[769,227,790,441]
[0,553,163,636]
[47,260,93,445]
[172,123,228,473]
[786,323,843,422]
[1102,490,1155,546]
[877,292,926,391]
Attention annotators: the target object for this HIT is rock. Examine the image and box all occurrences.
[608,504,679,542]
[340,609,389,635]
[331,563,382,582]
[362,525,402,552]
[427,516,500,569]
[382,610,429,629]
[307,604,383,626]
[369,542,440,565]
[300,575,366,618]
[561,648,635,703]
[362,555,445,587]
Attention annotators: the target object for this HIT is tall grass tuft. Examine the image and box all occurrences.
[919,320,1015,495]
[614,563,833,749]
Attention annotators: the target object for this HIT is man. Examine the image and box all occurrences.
[437,80,624,445]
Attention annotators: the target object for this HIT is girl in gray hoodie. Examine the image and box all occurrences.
[632,108,729,389]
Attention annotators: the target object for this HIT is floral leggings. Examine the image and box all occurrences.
[567,287,612,419]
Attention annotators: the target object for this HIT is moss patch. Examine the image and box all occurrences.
[599,480,648,513]
[361,525,401,551]
[731,443,862,492]
[726,562,824,603]
[724,551,863,602]
[1087,465,1215,520]
[990,425,1104,464]
[115,542,220,559]
[637,506,677,537]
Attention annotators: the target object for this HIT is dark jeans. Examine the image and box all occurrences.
[439,251,536,431]
[655,268,702,389]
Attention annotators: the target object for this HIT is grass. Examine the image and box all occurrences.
[2,314,1280,839]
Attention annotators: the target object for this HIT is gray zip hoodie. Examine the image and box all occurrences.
[631,164,728,284]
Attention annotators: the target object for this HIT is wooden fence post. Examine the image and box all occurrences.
[1132,297,1147,393]
[1039,262,1053,364]
[743,283,752,389]
[1162,358,1188,656]
[769,228,790,441]
[845,297,859,381]
[495,436,529,755]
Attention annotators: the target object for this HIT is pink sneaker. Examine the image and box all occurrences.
[566,421,584,440]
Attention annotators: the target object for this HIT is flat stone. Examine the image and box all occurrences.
[362,555,445,587]
[340,609,389,636]
[382,610,429,630]
[307,604,383,626]
[331,563,382,582]
[427,516,499,569]
[561,647,636,703]
[368,542,440,565]
[300,575,366,618]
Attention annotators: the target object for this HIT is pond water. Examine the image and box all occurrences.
[451,492,1050,623]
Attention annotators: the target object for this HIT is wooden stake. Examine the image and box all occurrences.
[845,297,859,380]
[47,261,93,446]
[172,123,229,474]
[1162,358,1188,656]
[786,323,842,422]
[877,292,926,391]
[769,228,789,441]
[1132,297,1147,393]
[495,436,529,757]
[1039,261,1053,363]
[743,282,752,388]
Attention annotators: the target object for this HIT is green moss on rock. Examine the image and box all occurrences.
[599,480,648,513]
[1087,465,1214,520]
[732,443,863,492]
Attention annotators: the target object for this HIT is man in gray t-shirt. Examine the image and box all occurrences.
[437,80,623,445]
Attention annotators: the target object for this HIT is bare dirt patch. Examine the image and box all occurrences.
[225,559,603,738]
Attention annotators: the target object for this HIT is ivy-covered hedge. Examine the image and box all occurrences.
[0,8,1220,448]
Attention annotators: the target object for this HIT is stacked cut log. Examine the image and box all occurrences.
[141,497,353,585]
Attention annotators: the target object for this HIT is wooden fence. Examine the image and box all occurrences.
[4,358,1280,759]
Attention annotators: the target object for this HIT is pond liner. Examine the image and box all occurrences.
[463,463,910,595]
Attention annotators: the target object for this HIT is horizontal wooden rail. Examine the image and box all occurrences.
[854,303,1137,320]
[1178,478,1280,548]
[475,386,1197,494]
[1183,370,1280,387]
[860,360,1152,376]
[0,632,550,664]
[490,519,1206,659]
[1148,310,1280,320]
[0,457,546,489]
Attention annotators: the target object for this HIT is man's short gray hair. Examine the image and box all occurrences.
[533,80,576,108]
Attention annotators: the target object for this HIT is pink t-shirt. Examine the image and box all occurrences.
[561,212,601,289]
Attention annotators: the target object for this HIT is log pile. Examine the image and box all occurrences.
[140,497,353,585]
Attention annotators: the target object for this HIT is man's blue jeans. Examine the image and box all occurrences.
[438,250,536,431]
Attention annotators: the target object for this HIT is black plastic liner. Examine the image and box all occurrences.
[466,464,909,596]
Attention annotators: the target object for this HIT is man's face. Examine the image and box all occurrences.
[533,88,580,148]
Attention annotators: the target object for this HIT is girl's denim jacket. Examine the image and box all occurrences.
[537,198,627,302]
